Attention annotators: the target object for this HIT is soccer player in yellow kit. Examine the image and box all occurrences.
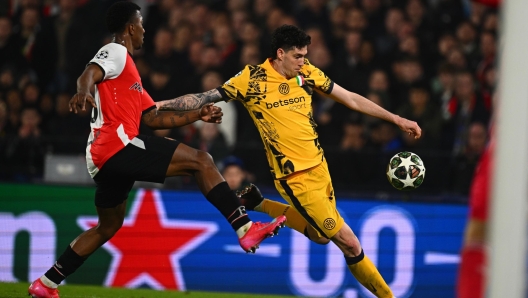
[156,25,421,298]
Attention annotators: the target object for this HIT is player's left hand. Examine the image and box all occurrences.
[200,103,223,123]
[396,116,422,139]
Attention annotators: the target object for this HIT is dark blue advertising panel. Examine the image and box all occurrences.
[160,190,466,298]
[1,185,467,297]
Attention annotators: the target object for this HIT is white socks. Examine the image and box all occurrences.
[40,275,58,289]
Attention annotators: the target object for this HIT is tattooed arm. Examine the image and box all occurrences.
[142,103,223,129]
[155,89,224,111]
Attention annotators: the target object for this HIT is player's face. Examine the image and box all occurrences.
[130,11,145,50]
[282,46,307,78]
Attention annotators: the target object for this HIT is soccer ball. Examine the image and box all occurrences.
[386,151,426,191]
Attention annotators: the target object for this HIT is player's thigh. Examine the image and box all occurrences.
[97,134,180,183]
[93,170,135,208]
[92,135,179,209]
[165,142,216,176]
[275,161,344,239]
[306,225,331,244]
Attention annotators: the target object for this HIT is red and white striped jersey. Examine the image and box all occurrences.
[86,43,155,178]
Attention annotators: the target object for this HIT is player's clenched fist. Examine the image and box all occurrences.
[396,116,422,139]
[69,92,97,114]
[199,103,223,123]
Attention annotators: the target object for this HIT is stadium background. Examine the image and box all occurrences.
[0,0,498,296]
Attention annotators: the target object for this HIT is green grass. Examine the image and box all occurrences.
[0,282,295,298]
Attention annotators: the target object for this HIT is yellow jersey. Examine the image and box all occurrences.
[217,58,334,179]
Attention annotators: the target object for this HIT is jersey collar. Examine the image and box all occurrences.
[262,59,305,85]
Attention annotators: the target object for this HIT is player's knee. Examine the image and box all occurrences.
[332,227,362,256]
[196,150,215,170]
[340,237,362,256]
[96,220,123,240]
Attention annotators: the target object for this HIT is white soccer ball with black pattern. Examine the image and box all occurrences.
[386,151,426,190]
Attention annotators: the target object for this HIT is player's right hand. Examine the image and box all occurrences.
[69,92,97,114]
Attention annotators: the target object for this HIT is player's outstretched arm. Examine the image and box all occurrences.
[142,103,223,129]
[69,64,101,114]
[328,83,422,139]
[155,89,224,111]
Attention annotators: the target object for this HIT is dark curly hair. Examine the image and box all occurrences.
[270,25,311,59]
[106,1,141,34]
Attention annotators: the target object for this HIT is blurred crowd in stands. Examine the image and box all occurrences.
[0,0,497,197]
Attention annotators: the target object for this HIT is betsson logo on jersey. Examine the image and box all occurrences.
[265,96,306,111]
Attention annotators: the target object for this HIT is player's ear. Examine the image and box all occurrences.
[277,48,284,60]
[128,23,135,36]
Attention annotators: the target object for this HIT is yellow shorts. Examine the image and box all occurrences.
[274,159,344,239]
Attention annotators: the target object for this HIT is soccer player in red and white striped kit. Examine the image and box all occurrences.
[28,2,285,297]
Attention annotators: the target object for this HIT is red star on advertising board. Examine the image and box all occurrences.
[77,189,218,290]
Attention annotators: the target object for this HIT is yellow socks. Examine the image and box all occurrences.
[258,200,392,297]
[259,200,392,297]
[346,250,393,298]
[258,199,308,235]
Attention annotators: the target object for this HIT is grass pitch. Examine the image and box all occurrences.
[0,282,295,298]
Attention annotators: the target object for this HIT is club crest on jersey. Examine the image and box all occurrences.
[129,82,143,93]
[278,83,289,95]
[95,50,109,59]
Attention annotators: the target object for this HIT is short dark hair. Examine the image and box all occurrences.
[270,25,311,59]
[106,1,141,34]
